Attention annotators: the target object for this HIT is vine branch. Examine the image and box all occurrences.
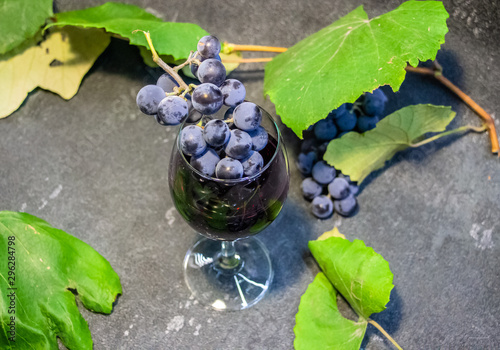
[223,43,287,54]
[367,319,403,350]
[222,57,273,63]
[134,30,189,91]
[405,65,499,154]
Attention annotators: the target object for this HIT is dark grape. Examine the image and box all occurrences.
[312,161,336,185]
[233,102,262,132]
[215,157,243,179]
[314,119,337,141]
[191,53,221,78]
[311,195,333,219]
[157,96,189,125]
[357,115,379,133]
[180,125,206,156]
[220,79,246,107]
[198,59,226,86]
[136,85,165,115]
[328,177,350,200]
[190,148,220,176]
[241,151,264,176]
[301,138,318,153]
[328,104,348,120]
[333,194,358,217]
[248,126,268,151]
[335,109,357,131]
[225,129,253,159]
[203,119,231,147]
[296,151,317,176]
[192,83,223,115]
[197,35,221,59]
[301,178,322,201]
[363,89,387,116]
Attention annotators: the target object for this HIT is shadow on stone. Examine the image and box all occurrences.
[361,287,404,348]
[258,199,316,293]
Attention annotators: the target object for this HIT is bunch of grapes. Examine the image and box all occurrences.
[297,89,388,219]
[136,35,270,180]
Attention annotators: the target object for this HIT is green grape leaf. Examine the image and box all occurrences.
[294,272,367,350]
[0,211,122,349]
[309,236,394,320]
[263,1,449,137]
[0,0,53,54]
[324,104,456,184]
[0,27,110,119]
[45,2,209,61]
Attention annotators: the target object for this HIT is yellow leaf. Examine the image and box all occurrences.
[318,227,345,241]
[0,27,110,119]
[219,51,242,75]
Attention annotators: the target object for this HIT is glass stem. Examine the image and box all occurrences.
[218,241,241,270]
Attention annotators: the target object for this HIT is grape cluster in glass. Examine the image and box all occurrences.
[136,35,270,180]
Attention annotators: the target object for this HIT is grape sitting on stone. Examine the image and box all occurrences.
[333,194,358,217]
[312,161,336,185]
[311,195,334,219]
[301,178,322,201]
[296,151,317,176]
[328,177,350,200]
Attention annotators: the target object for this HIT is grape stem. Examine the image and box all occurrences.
[223,43,287,54]
[409,124,486,148]
[173,51,202,72]
[222,57,273,63]
[405,64,499,155]
[134,30,189,91]
[367,319,403,350]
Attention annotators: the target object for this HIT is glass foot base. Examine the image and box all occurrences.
[183,237,273,311]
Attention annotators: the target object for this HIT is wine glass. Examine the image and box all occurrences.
[168,104,290,311]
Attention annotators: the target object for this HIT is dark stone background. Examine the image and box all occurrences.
[1,0,499,349]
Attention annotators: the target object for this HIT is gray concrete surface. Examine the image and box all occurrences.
[1,0,499,349]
